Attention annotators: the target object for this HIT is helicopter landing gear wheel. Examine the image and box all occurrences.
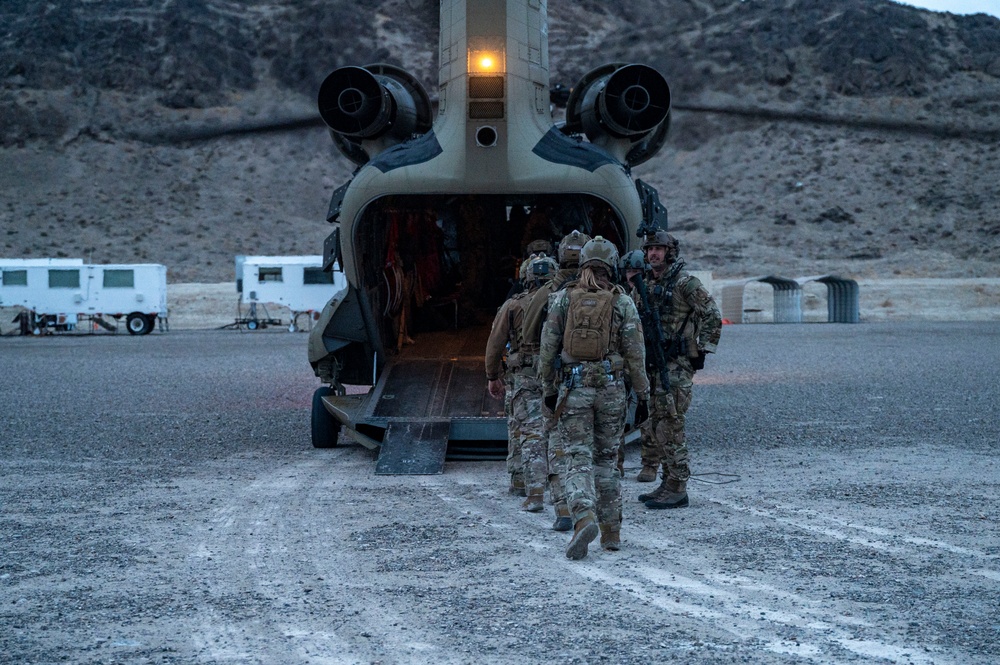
[311,386,343,448]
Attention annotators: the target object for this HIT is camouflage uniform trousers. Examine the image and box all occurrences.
[649,363,694,482]
[616,392,653,474]
[550,379,627,527]
[637,419,659,468]
[505,373,522,479]
[511,371,548,493]
[545,416,567,512]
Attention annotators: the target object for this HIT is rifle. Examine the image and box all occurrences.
[629,272,671,392]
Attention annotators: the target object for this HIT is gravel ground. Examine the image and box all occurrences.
[1,324,999,664]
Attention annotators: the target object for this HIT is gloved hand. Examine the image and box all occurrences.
[544,394,558,413]
[691,352,706,371]
[634,399,649,425]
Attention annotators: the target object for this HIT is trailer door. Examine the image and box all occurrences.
[83,265,97,308]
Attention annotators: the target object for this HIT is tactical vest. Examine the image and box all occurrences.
[506,290,531,354]
[650,262,700,360]
[650,261,684,319]
[519,288,549,353]
[562,287,615,361]
[521,270,574,352]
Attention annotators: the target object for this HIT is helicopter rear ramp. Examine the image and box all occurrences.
[375,421,451,475]
[366,326,506,474]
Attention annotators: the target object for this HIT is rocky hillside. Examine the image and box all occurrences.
[2,0,999,281]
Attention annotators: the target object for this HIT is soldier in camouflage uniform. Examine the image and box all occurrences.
[501,255,560,511]
[505,239,554,300]
[531,230,591,531]
[635,231,722,509]
[489,256,535,496]
[540,237,650,559]
[617,249,658,480]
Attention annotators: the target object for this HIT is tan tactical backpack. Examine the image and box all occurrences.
[563,287,615,361]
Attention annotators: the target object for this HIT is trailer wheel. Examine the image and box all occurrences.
[311,386,342,448]
[126,312,153,335]
[246,319,259,331]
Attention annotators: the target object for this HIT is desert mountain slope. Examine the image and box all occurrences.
[1,0,998,281]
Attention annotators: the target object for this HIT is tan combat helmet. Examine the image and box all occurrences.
[579,236,620,272]
[518,255,536,281]
[557,230,593,268]
[525,239,553,257]
[528,255,559,284]
[619,249,646,272]
[642,229,679,261]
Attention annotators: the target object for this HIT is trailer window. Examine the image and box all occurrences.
[103,269,135,288]
[303,267,334,285]
[2,270,27,286]
[259,267,283,282]
[49,269,80,288]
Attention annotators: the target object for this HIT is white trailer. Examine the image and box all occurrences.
[0,261,168,335]
[235,255,346,331]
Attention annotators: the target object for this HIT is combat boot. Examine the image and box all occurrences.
[521,488,544,512]
[638,475,670,503]
[644,478,689,509]
[636,464,658,483]
[566,512,599,560]
[552,504,572,532]
[599,523,621,551]
[508,472,526,497]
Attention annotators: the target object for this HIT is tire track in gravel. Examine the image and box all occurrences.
[185,451,480,665]
[184,453,359,663]
[418,471,788,656]
[709,497,996,560]
[424,469,954,664]
[654,489,992,663]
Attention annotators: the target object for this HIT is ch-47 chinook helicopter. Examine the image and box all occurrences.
[308,0,671,474]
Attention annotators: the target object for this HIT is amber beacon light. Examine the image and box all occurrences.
[469,50,504,73]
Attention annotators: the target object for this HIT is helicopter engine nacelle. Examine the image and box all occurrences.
[318,64,432,165]
[564,63,671,167]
